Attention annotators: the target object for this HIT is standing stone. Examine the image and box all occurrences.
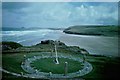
[41,54,43,57]
[34,56,36,59]
[79,70,81,74]
[54,42,59,64]
[64,62,68,76]
[70,55,72,59]
[21,72,23,76]
[51,50,53,57]
[27,65,29,68]
[24,55,26,57]
[86,67,89,71]
[28,58,30,61]
[21,62,24,65]
[83,54,86,63]
[35,69,38,74]
[49,72,52,76]
[24,55,26,60]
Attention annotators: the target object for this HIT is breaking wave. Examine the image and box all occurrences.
[2,29,63,46]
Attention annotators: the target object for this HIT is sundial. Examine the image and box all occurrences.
[20,41,93,79]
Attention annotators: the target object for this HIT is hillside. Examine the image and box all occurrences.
[63,25,119,37]
[1,41,120,80]
[1,40,88,55]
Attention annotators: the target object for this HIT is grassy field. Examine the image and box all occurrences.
[2,52,45,74]
[82,55,120,80]
[2,52,120,79]
[1,41,120,79]
[31,58,83,74]
[63,25,119,36]
[2,72,47,80]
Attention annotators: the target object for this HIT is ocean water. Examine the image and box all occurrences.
[1,29,119,57]
[2,29,63,46]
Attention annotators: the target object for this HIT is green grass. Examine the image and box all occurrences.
[63,25,119,36]
[2,72,48,80]
[2,54,26,73]
[2,52,44,73]
[31,58,83,74]
[81,55,120,80]
[2,52,120,79]
[0,41,23,49]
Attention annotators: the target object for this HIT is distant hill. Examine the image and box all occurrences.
[2,27,65,31]
[2,27,27,31]
[63,25,119,37]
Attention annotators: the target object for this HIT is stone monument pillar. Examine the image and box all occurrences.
[21,72,23,76]
[51,49,53,57]
[83,54,86,63]
[49,72,52,76]
[24,55,26,59]
[54,41,59,64]
[64,62,68,76]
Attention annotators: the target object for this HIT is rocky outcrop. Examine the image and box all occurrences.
[36,40,66,46]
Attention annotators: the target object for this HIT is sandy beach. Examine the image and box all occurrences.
[58,33,119,57]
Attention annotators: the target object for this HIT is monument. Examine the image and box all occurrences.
[54,41,59,64]
[64,62,68,76]
[83,54,86,63]
[81,51,86,63]
[24,55,26,59]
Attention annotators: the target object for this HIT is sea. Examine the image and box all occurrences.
[2,29,64,46]
[1,28,119,57]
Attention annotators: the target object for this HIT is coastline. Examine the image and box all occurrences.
[58,32,119,57]
[2,29,119,57]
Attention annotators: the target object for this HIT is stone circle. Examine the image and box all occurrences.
[21,53,93,79]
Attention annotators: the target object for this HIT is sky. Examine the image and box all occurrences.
[2,0,120,2]
[2,2,118,28]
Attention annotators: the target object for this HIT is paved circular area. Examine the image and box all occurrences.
[21,54,93,79]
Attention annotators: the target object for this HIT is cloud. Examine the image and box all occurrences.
[2,0,120,2]
[2,2,118,28]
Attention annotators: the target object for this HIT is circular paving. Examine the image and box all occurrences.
[21,54,93,79]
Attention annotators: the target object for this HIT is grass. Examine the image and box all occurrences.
[63,25,119,37]
[2,52,120,79]
[2,52,44,73]
[31,58,83,74]
[2,72,48,80]
[81,55,120,80]
[2,54,26,73]
[1,41,23,49]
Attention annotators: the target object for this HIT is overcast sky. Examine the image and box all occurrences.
[2,2,118,28]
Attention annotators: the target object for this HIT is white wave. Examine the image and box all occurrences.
[17,40,26,43]
[2,29,63,46]
[2,29,54,36]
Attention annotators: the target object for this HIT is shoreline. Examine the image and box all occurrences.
[2,29,119,57]
[58,32,119,57]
